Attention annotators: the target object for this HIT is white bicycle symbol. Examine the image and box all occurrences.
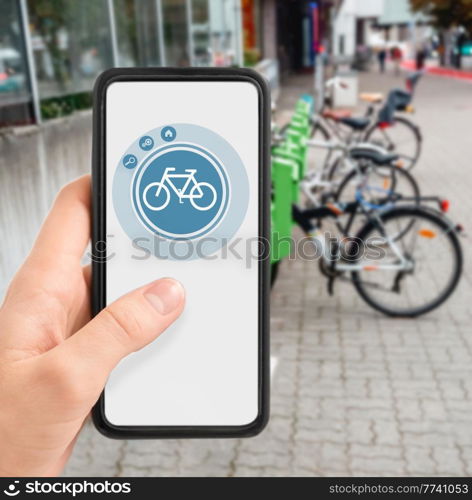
[143,167,217,211]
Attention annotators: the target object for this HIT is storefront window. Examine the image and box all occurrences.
[191,0,211,66]
[162,0,190,66]
[242,0,261,66]
[0,0,244,127]
[27,0,114,99]
[0,0,33,125]
[209,0,241,66]
[113,0,162,67]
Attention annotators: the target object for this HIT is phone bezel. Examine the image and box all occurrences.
[91,67,270,439]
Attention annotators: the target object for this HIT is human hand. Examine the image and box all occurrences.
[0,175,185,477]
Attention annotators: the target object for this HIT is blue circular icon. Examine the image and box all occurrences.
[139,135,154,151]
[161,126,176,142]
[132,145,229,240]
[122,154,137,169]
[113,123,249,260]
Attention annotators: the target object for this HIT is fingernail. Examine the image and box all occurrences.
[145,278,184,315]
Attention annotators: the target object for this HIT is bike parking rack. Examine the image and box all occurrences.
[271,95,314,272]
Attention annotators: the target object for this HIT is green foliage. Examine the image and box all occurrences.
[40,92,93,120]
[410,0,472,33]
[244,48,261,67]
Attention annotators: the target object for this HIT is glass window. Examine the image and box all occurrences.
[192,0,208,23]
[190,0,211,66]
[0,0,33,125]
[27,0,114,99]
[162,0,190,66]
[113,0,161,66]
[242,0,262,65]
[210,0,240,66]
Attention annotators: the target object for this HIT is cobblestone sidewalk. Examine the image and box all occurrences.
[65,70,472,477]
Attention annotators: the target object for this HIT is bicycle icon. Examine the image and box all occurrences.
[143,167,217,211]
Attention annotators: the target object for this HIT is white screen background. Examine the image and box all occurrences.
[105,81,259,426]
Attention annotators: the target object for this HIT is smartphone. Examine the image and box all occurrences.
[91,68,270,438]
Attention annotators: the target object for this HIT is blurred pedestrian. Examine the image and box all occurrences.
[378,48,387,73]
[438,43,445,66]
[416,45,426,70]
[391,46,403,76]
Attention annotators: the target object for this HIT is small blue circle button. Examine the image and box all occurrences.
[122,154,137,169]
[161,126,176,142]
[139,136,154,151]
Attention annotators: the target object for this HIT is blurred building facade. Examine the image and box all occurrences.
[333,0,430,60]
[0,0,339,128]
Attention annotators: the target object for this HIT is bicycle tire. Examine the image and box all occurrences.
[334,163,420,207]
[363,116,422,170]
[351,206,463,317]
[143,182,171,211]
[189,182,217,211]
[333,163,420,241]
[327,156,343,181]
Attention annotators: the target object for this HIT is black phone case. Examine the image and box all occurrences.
[91,67,270,439]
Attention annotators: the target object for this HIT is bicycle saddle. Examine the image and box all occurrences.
[322,109,352,120]
[339,117,370,130]
[349,147,399,165]
[360,92,383,103]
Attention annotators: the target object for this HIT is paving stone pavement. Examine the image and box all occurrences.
[64,70,472,477]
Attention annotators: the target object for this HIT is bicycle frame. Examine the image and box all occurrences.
[305,75,418,170]
[311,113,366,144]
[294,190,451,275]
[158,167,203,202]
[293,200,411,274]
[310,229,410,273]
[301,138,389,207]
[300,137,348,203]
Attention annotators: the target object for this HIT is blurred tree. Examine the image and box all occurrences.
[410,0,472,67]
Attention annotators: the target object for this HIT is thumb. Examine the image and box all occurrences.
[43,278,185,398]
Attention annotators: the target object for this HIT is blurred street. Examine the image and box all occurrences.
[62,69,472,477]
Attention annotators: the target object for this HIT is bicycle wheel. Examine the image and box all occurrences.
[189,182,217,211]
[364,116,422,170]
[334,163,420,206]
[351,207,462,317]
[334,163,420,238]
[143,182,171,211]
[327,156,347,182]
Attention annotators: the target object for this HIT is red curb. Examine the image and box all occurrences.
[401,60,472,81]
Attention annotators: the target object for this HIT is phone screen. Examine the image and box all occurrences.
[103,78,263,429]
